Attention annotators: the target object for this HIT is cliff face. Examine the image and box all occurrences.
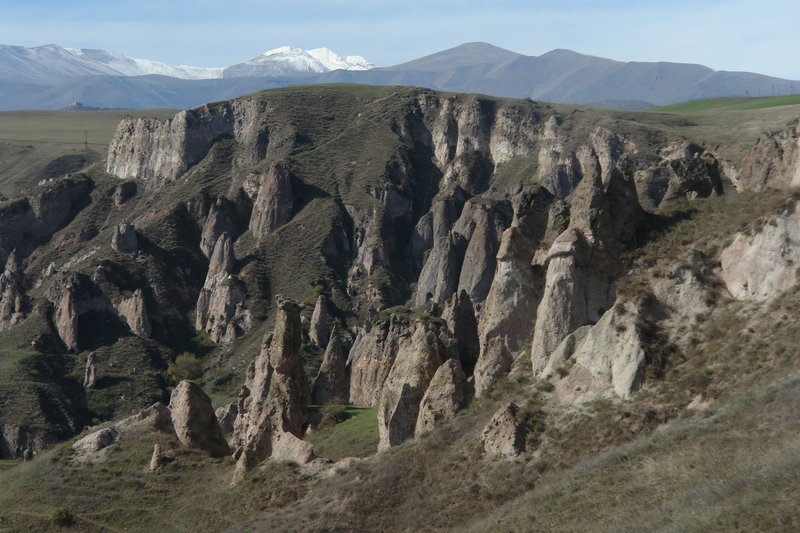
[6,84,800,463]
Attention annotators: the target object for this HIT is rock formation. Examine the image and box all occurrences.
[544,302,646,401]
[441,290,479,375]
[195,233,251,343]
[0,250,27,330]
[249,165,294,239]
[168,380,230,458]
[230,298,314,480]
[720,198,800,301]
[377,320,453,450]
[347,316,408,407]
[200,199,237,258]
[215,403,238,436]
[308,295,331,347]
[482,402,525,458]
[415,359,466,436]
[739,118,800,191]
[311,324,348,405]
[149,442,162,471]
[84,352,97,389]
[111,223,138,252]
[116,289,152,339]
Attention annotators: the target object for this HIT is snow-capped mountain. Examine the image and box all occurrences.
[222,46,375,78]
[0,43,374,86]
[65,48,224,80]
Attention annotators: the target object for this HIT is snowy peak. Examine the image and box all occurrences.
[223,46,376,78]
[66,48,224,80]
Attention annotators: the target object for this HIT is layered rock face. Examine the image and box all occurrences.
[719,197,800,301]
[230,298,314,478]
[377,320,454,450]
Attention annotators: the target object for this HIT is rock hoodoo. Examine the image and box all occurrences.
[311,324,348,405]
[168,380,230,458]
[415,358,467,436]
[308,295,331,347]
[249,165,294,239]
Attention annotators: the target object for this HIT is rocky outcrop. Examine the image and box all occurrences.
[215,403,238,435]
[116,289,152,339]
[0,176,92,266]
[544,302,647,401]
[308,295,331,347]
[0,251,27,330]
[719,198,800,301]
[46,272,112,353]
[113,181,137,206]
[636,143,724,206]
[72,427,118,455]
[200,199,237,258]
[530,166,641,377]
[311,325,348,405]
[249,165,294,239]
[149,442,162,471]
[377,320,453,450]
[482,402,525,458]
[0,425,59,460]
[168,380,230,458]
[739,118,800,191]
[414,359,466,436]
[441,290,479,374]
[347,316,408,407]
[230,298,313,479]
[111,223,138,252]
[115,402,175,436]
[84,352,97,389]
[195,233,251,343]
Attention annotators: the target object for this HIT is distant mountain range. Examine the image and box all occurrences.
[0,42,797,110]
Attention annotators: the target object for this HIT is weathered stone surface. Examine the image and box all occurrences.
[169,380,230,458]
[116,289,152,339]
[113,181,137,206]
[111,223,138,252]
[415,359,466,436]
[739,118,800,191]
[200,199,237,258]
[149,442,162,471]
[377,321,452,450]
[215,403,238,436]
[475,228,541,396]
[482,402,525,458]
[347,316,407,407]
[46,272,112,353]
[116,402,175,436]
[249,165,293,239]
[548,302,646,401]
[720,199,800,301]
[309,295,331,347]
[635,143,724,207]
[230,298,312,478]
[441,290,479,374]
[414,197,467,305]
[84,352,97,389]
[72,427,118,454]
[196,233,251,343]
[0,264,27,331]
[312,324,348,405]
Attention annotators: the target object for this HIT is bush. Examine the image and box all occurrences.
[167,352,204,384]
[321,404,351,425]
[49,507,74,527]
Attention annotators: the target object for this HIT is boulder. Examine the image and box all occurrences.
[168,380,231,458]
[72,427,118,454]
[414,359,466,436]
[482,402,525,458]
[111,223,138,252]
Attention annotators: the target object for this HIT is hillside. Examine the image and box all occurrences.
[0,85,799,531]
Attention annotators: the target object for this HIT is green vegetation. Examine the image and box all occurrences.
[167,352,204,384]
[654,93,800,113]
[305,406,379,461]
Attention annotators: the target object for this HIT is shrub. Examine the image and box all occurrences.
[49,507,74,527]
[167,352,204,384]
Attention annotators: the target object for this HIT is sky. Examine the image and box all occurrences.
[1,0,798,79]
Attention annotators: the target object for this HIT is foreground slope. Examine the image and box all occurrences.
[0,86,799,531]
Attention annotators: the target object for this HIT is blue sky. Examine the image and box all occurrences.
[1,0,798,78]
